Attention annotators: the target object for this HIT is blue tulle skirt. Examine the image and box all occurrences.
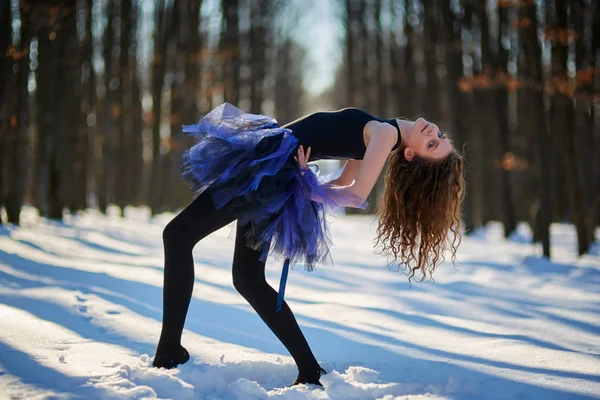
[180,103,366,310]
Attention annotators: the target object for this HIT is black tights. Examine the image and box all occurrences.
[153,190,321,375]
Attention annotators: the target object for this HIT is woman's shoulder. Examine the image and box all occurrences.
[363,119,399,149]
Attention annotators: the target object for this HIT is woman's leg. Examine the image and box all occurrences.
[154,190,239,368]
[232,220,325,383]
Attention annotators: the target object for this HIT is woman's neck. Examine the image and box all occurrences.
[395,118,412,146]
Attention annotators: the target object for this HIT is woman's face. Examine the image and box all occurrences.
[402,117,453,162]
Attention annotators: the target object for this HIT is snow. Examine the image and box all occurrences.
[0,206,599,400]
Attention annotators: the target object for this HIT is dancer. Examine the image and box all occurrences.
[152,103,465,387]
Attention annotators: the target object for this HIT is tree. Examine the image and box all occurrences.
[33,1,78,219]
[249,0,270,114]
[517,1,552,256]
[220,0,240,105]
[494,1,516,237]
[149,0,172,215]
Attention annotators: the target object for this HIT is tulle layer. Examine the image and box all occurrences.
[180,103,366,307]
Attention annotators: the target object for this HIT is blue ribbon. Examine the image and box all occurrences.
[276,258,290,312]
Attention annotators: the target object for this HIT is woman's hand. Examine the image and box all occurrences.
[294,145,311,175]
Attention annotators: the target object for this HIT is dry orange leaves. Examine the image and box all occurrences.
[497,0,535,8]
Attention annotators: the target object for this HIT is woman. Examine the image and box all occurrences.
[152,102,465,387]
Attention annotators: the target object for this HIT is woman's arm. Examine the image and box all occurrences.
[310,182,364,208]
[329,159,362,186]
[295,146,359,207]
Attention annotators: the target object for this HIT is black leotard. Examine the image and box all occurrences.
[281,108,401,162]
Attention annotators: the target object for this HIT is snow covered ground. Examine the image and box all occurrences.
[0,207,599,400]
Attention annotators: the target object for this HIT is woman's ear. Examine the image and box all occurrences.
[404,146,414,161]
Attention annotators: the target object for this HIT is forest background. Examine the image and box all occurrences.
[1,0,598,259]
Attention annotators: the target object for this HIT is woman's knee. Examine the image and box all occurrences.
[232,268,250,295]
[163,217,195,251]
[232,268,265,297]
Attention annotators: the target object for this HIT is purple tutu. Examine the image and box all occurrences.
[180,103,366,310]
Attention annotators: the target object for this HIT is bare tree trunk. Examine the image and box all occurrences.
[442,0,473,232]
[97,0,117,214]
[544,1,568,222]
[33,7,50,215]
[0,1,11,224]
[205,63,215,110]
[375,0,385,115]
[344,0,356,106]
[573,0,597,246]
[130,1,144,206]
[34,2,77,219]
[548,0,576,242]
[63,1,83,214]
[274,39,292,123]
[12,2,31,223]
[518,1,552,256]
[495,2,516,237]
[149,0,171,215]
[470,2,486,228]
[274,39,305,124]
[183,0,202,124]
[249,0,269,113]
[73,0,95,213]
[0,1,12,223]
[479,2,500,225]
[114,0,132,217]
[402,0,417,119]
[164,0,186,211]
[57,1,79,217]
[565,0,593,254]
[170,0,202,209]
[592,1,600,228]
[461,2,482,231]
[82,0,97,210]
[388,2,402,116]
[423,2,441,122]
[358,0,370,110]
[221,0,240,105]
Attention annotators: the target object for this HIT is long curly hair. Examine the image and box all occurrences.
[374,143,465,282]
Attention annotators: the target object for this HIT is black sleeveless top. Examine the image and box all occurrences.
[281,107,401,162]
